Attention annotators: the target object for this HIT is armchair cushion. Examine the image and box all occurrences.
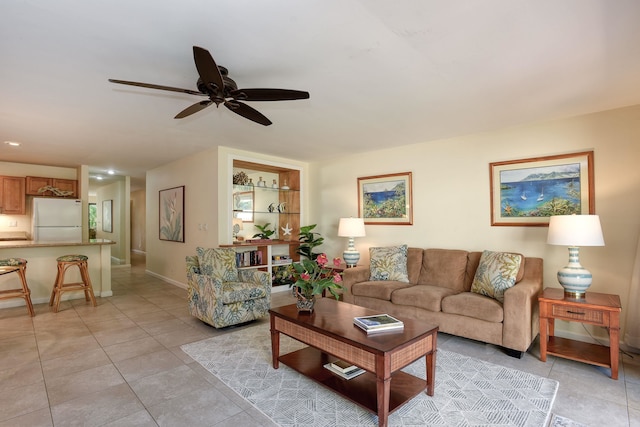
[220,281,269,304]
[196,247,238,281]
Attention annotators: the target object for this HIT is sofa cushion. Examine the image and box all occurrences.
[417,249,469,292]
[352,281,413,301]
[369,245,409,282]
[466,251,526,291]
[470,250,523,303]
[442,292,504,323]
[391,284,459,312]
[196,247,239,282]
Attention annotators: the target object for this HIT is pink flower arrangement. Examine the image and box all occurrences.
[290,253,343,299]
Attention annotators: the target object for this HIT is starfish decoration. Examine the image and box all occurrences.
[281,223,292,236]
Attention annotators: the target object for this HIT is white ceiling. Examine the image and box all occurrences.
[2,1,640,190]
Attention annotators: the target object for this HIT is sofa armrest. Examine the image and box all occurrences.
[502,257,543,352]
[341,265,370,303]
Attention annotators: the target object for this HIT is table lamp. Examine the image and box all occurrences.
[547,214,604,298]
[232,218,243,242]
[338,217,366,267]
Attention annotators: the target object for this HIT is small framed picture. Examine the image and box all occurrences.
[102,200,112,233]
[159,186,185,242]
[489,151,594,226]
[358,172,413,225]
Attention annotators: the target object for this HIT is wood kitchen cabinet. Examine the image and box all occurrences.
[0,176,26,214]
[26,176,77,197]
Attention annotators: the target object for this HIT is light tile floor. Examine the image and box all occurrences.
[0,253,638,426]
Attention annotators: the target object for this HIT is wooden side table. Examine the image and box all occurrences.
[538,287,621,379]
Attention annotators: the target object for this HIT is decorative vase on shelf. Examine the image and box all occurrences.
[293,288,315,313]
[247,178,254,187]
[272,179,278,188]
[257,177,266,187]
[281,179,289,190]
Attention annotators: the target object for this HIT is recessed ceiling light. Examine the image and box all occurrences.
[4,141,21,147]
[96,176,103,180]
[107,170,115,175]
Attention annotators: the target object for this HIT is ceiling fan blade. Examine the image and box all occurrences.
[224,101,272,126]
[193,46,224,91]
[175,100,213,119]
[231,88,310,101]
[108,79,203,96]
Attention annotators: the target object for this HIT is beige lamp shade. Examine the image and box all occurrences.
[338,217,366,237]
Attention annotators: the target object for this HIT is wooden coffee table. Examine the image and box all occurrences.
[269,299,438,427]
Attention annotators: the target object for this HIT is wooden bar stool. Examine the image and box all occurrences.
[49,255,97,312]
[0,258,35,316]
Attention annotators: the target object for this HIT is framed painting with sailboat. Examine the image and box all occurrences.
[489,151,594,226]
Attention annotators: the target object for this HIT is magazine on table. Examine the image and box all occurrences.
[353,313,404,333]
[330,360,360,374]
[323,363,366,380]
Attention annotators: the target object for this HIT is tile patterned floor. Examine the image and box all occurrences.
[0,253,638,426]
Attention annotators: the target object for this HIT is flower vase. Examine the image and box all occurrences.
[293,288,315,313]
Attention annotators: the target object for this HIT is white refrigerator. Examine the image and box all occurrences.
[32,198,82,242]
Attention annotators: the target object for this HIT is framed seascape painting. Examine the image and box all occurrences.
[358,172,413,225]
[490,151,594,226]
[159,186,185,242]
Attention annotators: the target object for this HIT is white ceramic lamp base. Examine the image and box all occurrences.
[343,237,360,268]
[557,246,592,298]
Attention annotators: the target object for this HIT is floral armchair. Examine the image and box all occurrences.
[186,247,271,328]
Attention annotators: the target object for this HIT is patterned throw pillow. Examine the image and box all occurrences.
[196,247,239,282]
[369,245,409,282]
[470,250,523,303]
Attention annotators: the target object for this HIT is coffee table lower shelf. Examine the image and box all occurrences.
[279,346,426,416]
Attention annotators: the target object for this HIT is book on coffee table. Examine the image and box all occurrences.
[330,360,360,374]
[323,363,366,380]
[354,313,404,333]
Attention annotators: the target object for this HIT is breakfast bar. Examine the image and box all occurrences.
[0,239,115,310]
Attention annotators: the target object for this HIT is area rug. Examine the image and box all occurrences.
[181,323,559,427]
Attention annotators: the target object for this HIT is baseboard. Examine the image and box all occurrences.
[132,249,146,255]
[145,269,187,289]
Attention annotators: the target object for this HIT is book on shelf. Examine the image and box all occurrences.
[235,250,263,267]
[323,363,366,380]
[353,313,404,333]
[330,360,360,374]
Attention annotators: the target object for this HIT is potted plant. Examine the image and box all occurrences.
[290,253,343,312]
[253,223,276,240]
[297,224,324,260]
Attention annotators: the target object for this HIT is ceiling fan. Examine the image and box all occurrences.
[109,46,309,126]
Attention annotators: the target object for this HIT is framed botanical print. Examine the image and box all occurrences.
[159,186,185,242]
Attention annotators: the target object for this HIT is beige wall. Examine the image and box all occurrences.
[146,148,219,287]
[145,146,308,288]
[312,104,640,344]
[131,189,146,253]
[96,179,130,265]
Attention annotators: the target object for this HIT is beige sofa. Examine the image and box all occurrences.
[341,248,543,357]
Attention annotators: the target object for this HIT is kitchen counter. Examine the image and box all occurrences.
[0,239,115,249]
[0,240,115,311]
